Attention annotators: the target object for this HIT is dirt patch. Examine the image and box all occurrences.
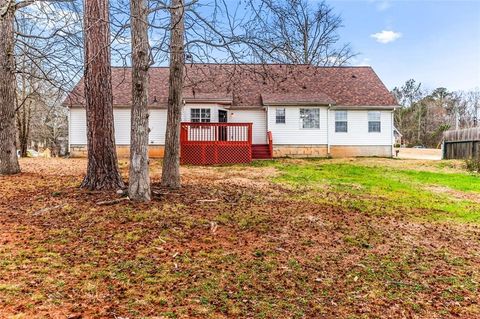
[427,185,480,203]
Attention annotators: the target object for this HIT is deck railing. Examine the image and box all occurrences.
[180,122,253,165]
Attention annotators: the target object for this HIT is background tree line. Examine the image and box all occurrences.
[393,79,479,148]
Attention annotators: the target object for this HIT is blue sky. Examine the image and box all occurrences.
[329,0,480,91]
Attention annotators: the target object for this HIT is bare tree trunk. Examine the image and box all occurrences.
[128,0,151,201]
[161,0,184,189]
[0,2,21,175]
[16,99,31,158]
[81,0,124,190]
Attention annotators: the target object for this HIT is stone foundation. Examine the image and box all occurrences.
[70,144,392,159]
[329,145,392,158]
[273,144,392,158]
[70,145,165,158]
[273,145,328,158]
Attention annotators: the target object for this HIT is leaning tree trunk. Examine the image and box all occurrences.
[128,0,151,201]
[81,0,124,190]
[0,2,21,175]
[161,0,185,189]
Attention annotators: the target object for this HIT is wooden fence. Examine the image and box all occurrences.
[443,127,480,159]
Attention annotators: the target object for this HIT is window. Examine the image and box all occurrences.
[300,108,320,129]
[276,108,286,124]
[191,108,211,123]
[335,111,348,132]
[368,111,381,132]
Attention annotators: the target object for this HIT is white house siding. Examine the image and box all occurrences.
[69,108,167,146]
[69,106,267,146]
[229,109,267,144]
[149,109,167,144]
[69,108,87,145]
[267,106,328,145]
[69,106,393,158]
[114,109,131,144]
[329,109,393,146]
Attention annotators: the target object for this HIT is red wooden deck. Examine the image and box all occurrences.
[180,122,252,165]
[180,122,272,165]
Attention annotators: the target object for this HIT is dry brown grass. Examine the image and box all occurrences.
[0,158,478,318]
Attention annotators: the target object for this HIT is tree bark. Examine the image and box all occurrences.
[0,1,21,175]
[161,0,184,189]
[81,0,124,190]
[128,0,151,201]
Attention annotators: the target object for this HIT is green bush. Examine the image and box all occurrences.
[465,158,480,173]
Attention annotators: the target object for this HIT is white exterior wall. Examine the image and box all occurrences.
[69,106,394,149]
[113,109,131,144]
[329,109,393,146]
[69,108,167,145]
[229,109,267,144]
[267,106,328,145]
[69,108,87,145]
[69,105,267,146]
[149,109,167,144]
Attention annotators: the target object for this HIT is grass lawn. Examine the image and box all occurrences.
[0,158,479,318]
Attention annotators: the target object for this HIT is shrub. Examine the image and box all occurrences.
[465,158,480,173]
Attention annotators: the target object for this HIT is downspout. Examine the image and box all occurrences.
[68,107,71,155]
[327,104,331,156]
[391,109,394,157]
[265,105,269,135]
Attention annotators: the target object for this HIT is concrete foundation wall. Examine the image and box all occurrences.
[273,144,392,158]
[70,145,165,158]
[329,145,392,158]
[273,145,328,158]
[71,144,392,159]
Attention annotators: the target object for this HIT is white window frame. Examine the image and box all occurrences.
[335,111,348,133]
[191,108,211,123]
[300,108,320,129]
[275,108,286,124]
[368,111,381,133]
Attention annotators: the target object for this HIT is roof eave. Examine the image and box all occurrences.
[330,105,397,110]
[263,101,335,106]
[183,98,233,105]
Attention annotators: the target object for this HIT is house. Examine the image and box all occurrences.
[65,64,398,163]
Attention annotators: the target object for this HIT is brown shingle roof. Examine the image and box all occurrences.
[64,64,397,108]
[262,92,335,106]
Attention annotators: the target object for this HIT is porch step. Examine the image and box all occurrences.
[252,144,272,159]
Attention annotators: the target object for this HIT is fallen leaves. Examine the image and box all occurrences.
[0,158,479,318]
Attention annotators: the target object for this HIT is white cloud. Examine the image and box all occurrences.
[370,30,402,44]
[368,0,392,11]
[376,0,391,11]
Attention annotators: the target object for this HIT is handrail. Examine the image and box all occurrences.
[267,131,273,158]
[180,122,252,144]
[181,122,252,126]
